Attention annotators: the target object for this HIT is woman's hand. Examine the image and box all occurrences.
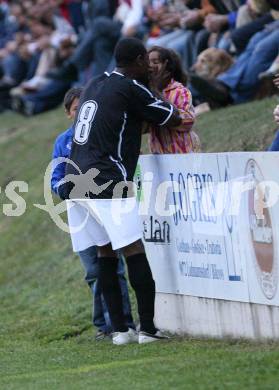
[149,61,171,93]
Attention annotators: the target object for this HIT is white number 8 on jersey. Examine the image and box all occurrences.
[74,100,98,144]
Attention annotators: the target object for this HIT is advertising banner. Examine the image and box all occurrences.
[138,152,279,306]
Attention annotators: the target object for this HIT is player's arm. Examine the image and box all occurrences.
[163,104,182,127]
[131,80,182,127]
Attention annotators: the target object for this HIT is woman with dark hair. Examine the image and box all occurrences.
[148,46,200,154]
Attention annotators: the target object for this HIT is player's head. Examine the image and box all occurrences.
[63,87,83,120]
[114,38,149,84]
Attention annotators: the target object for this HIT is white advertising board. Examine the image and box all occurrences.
[137,152,279,306]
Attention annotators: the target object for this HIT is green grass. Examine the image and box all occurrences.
[0,97,279,389]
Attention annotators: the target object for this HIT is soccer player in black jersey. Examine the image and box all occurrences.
[65,38,181,345]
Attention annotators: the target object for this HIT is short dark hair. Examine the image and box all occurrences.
[114,38,147,67]
[148,46,187,85]
[63,87,83,112]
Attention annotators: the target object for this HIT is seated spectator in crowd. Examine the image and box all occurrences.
[58,0,84,33]
[145,0,216,70]
[51,87,135,339]
[0,1,77,114]
[10,12,75,87]
[48,0,144,81]
[189,19,279,107]
[0,1,76,91]
[0,2,30,89]
[148,46,200,153]
[203,0,275,53]
[145,0,251,71]
[0,0,20,50]
[230,0,279,54]
[202,0,246,51]
[0,0,278,115]
[10,35,74,116]
[198,0,279,59]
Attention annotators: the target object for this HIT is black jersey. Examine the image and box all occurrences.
[66,71,174,199]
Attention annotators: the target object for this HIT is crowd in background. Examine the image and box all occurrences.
[0,0,278,116]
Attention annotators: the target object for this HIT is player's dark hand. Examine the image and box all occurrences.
[57,181,74,200]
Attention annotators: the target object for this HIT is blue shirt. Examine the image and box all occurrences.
[51,126,74,197]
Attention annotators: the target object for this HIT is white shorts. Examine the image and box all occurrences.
[66,198,142,252]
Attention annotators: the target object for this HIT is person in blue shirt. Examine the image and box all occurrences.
[51,87,135,340]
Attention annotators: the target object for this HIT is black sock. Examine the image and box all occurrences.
[126,253,156,334]
[98,257,128,332]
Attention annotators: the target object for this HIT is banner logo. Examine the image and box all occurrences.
[143,216,170,244]
[246,159,278,299]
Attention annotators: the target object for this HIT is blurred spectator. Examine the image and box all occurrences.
[189,20,279,107]
[203,0,245,51]
[11,78,71,115]
[0,1,76,88]
[60,0,85,33]
[230,0,279,54]
[0,1,17,49]
[145,1,247,70]
[146,0,215,70]
[148,46,200,153]
[13,11,76,90]
[0,0,77,114]
[48,0,144,82]
[0,0,278,116]
[0,2,30,89]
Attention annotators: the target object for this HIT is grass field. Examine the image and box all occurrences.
[0,96,279,389]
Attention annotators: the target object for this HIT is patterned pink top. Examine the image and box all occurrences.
[149,80,200,154]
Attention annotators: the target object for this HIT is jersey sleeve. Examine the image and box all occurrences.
[131,80,174,126]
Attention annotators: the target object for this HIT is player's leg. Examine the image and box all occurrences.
[92,199,168,344]
[97,244,129,332]
[116,252,135,330]
[97,243,138,345]
[122,240,169,343]
[122,240,156,333]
